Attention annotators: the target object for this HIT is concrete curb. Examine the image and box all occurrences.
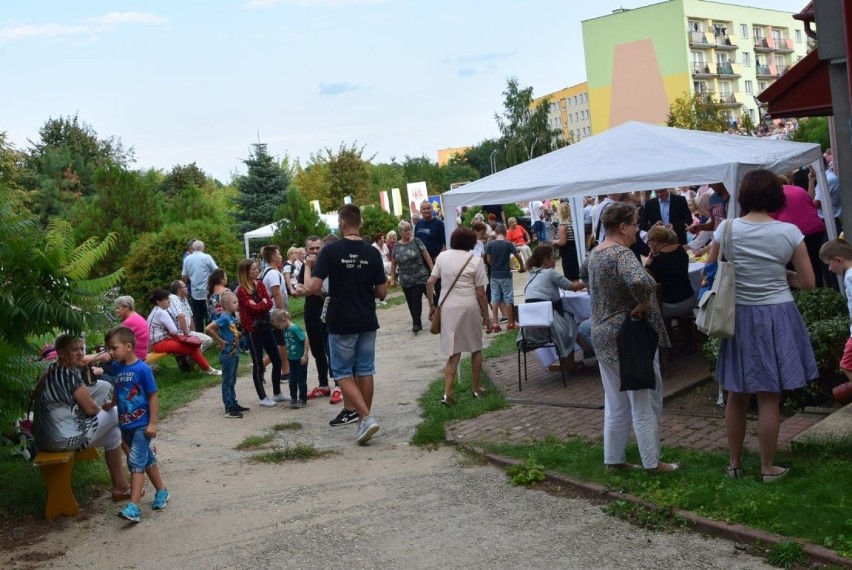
[459,444,851,569]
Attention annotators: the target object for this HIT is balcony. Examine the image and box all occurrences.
[692,62,715,77]
[753,37,774,52]
[714,34,739,50]
[756,64,787,79]
[716,62,741,78]
[774,38,795,53]
[688,30,713,48]
[717,92,743,107]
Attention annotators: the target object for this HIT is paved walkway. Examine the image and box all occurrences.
[447,344,825,454]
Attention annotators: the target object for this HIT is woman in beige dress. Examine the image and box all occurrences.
[427,227,491,405]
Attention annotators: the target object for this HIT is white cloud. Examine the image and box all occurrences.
[0,12,166,45]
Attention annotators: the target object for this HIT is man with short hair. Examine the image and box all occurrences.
[485,225,524,331]
[261,245,290,397]
[308,205,387,445]
[181,240,218,332]
[415,200,446,302]
[167,280,213,351]
[640,188,692,245]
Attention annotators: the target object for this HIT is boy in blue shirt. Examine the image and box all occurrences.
[205,291,247,418]
[271,308,310,409]
[106,325,170,523]
[820,238,852,381]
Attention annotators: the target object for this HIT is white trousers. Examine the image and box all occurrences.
[598,354,663,469]
[190,331,214,351]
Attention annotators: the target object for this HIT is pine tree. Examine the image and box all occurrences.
[234,143,290,235]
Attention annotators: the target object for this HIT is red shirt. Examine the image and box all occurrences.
[236,280,273,333]
[506,225,528,246]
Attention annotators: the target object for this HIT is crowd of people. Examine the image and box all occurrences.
[29,150,844,521]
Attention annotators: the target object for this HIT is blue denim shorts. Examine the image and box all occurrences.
[328,331,377,380]
[490,276,514,304]
[121,426,157,473]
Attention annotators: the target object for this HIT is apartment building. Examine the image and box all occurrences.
[531,82,591,143]
[437,146,470,166]
[582,0,808,133]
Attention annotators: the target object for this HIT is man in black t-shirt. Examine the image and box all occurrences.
[308,205,387,445]
[297,236,333,402]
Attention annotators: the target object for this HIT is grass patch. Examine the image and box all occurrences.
[249,444,332,464]
[766,541,808,569]
[485,435,852,559]
[603,499,687,532]
[271,422,302,432]
[234,433,275,450]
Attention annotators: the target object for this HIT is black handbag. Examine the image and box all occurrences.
[617,316,658,391]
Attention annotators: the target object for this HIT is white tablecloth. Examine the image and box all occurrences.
[688,262,704,295]
[560,290,591,324]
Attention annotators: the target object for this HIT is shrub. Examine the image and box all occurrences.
[122,221,243,314]
[793,288,847,323]
[806,315,849,373]
[360,205,399,240]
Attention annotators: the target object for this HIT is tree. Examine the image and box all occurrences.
[791,117,830,151]
[68,165,164,274]
[359,205,399,240]
[455,138,504,179]
[666,92,729,132]
[270,188,330,250]
[30,113,134,169]
[402,156,443,195]
[325,142,374,208]
[494,77,565,169]
[293,156,330,210]
[159,162,209,197]
[440,160,480,191]
[0,194,124,437]
[370,160,406,203]
[233,143,291,235]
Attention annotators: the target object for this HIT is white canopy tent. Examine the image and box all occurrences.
[243,214,340,258]
[442,122,833,264]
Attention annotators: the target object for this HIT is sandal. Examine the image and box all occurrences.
[645,462,680,475]
[440,394,456,406]
[726,465,743,479]
[605,463,641,472]
[759,465,790,483]
[471,390,488,398]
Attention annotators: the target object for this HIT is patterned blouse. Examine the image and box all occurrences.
[392,238,430,288]
[581,244,669,364]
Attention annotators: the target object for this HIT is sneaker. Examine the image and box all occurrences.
[204,367,222,376]
[412,324,422,334]
[330,409,359,426]
[506,322,518,330]
[290,400,299,409]
[330,387,343,405]
[296,400,307,408]
[119,502,141,523]
[258,398,277,407]
[307,386,331,399]
[151,489,170,510]
[356,415,380,444]
[235,404,250,412]
[225,409,243,419]
[499,316,508,324]
[272,393,290,402]
[491,324,502,333]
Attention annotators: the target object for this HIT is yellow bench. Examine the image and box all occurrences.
[145,352,169,364]
[34,447,99,520]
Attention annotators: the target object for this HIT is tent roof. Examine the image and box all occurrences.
[244,222,279,240]
[441,121,823,208]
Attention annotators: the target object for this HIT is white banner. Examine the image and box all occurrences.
[406,181,428,215]
[379,190,389,212]
[310,200,321,215]
[391,188,403,216]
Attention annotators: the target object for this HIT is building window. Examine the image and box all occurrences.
[753,27,763,40]
[742,52,750,66]
[740,24,748,38]
[795,30,802,43]
[745,80,753,94]
[689,21,701,32]
[758,81,767,92]
[568,114,573,123]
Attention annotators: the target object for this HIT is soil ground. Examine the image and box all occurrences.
[0,301,772,569]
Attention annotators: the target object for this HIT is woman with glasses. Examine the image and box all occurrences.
[582,201,677,474]
[389,221,433,334]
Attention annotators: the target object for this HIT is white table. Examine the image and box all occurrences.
[560,290,591,324]
[688,262,705,296]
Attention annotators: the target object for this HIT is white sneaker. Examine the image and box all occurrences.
[258,398,277,407]
[205,368,222,376]
[272,393,290,402]
[356,415,380,444]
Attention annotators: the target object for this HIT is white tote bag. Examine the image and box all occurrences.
[696,219,736,338]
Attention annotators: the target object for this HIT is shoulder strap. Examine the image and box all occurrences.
[438,255,474,308]
[721,219,734,262]
[261,267,275,280]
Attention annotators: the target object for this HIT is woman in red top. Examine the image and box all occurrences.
[235,259,282,407]
[506,217,532,265]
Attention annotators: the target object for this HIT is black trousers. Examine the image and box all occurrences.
[191,298,208,332]
[247,329,282,399]
[304,313,330,387]
[403,283,427,327]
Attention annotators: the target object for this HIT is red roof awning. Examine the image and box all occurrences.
[757,49,832,117]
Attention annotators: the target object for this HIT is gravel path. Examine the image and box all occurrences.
[2,300,771,569]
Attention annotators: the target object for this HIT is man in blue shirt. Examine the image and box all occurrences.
[415,200,446,303]
[181,241,218,332]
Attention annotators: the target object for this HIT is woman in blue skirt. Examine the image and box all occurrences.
[707,169,817,483]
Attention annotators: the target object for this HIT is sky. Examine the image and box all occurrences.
[1,0,808,183]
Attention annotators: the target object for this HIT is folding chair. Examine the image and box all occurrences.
[517,301,568,391]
